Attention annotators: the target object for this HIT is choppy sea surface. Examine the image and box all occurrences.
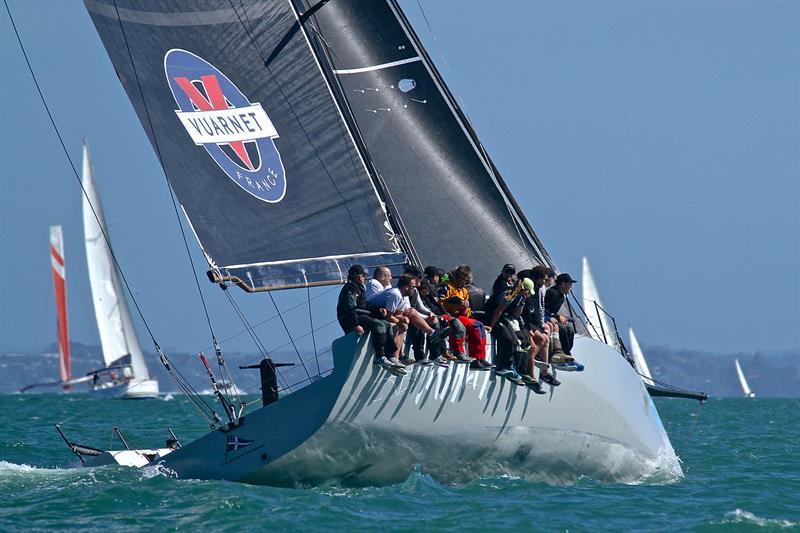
[1,394,798,532]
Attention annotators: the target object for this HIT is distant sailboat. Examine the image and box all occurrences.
[628,326,653,384]
[21,227,94,393]
[734,358,755,398]
[582,257,617,348]
[50,225,71,389]
[82,142,158,399]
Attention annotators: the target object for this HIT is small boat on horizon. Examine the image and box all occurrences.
[735,358,756,398]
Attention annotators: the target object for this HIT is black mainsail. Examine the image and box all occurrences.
[301,0,555,290]
[85,0,406,291]
[86,0,559,293]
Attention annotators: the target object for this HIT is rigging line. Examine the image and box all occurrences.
[238,317,338,368]
[223,290,291,392]
[229,0,373,253]
[408,0,529,252]
[3,0,159,347]
[307,286,321,376]
[269,291,312,380]
[687,400,704,441]
[110,1,220,349]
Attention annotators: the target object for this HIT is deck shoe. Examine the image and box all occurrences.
[417,357,434,366]
[387,356,406,368]
[550,354,575,365]
[540,372,561,386]
[400,356,416,366]
[518,373,537,385]
[495,367,512,377]
[527,381,547,394]
[554,362,585,372]
[434,356,450,367]
[454,352,474,363]
[470,359,491,371]
[503,369,525,385]
[479,359,495,369]
[533,359,550,370]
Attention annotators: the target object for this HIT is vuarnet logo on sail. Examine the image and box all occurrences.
[164,49,286,203]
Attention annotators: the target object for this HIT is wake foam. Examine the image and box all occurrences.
[723,509,797,529]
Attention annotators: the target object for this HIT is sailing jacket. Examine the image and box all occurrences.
[336,280,370,333]
[544,286,567,320]
[438,281,471,318]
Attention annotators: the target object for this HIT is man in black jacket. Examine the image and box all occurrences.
[337,264,398,365]
[544,273,578,356]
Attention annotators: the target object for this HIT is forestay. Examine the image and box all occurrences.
[85,0,406,291]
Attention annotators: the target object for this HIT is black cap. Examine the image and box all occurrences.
[502,263,516,273]
[404,265,423,277]
[348,264,366,279]
[423,265,444,278]
[556,273,578,284]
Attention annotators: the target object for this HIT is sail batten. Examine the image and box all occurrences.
[86,0,407,291]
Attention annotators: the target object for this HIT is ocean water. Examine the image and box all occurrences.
[1,395,798,532]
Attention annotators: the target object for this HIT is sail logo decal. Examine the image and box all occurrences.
[164,49,286,203]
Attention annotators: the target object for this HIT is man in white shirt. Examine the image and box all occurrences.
[366,266,392,301]
[369,274,448,367]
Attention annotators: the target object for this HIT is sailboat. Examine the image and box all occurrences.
[628,326,654,385]
[21,227,95,393]
[67,0,684,484]
[50,225,71,389]
[734,358,756,398]
[82,142,159,399]
[582,256,617,348]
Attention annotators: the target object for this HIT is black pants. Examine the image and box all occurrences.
[340,315,396,359]
[559,320,575,355]
[405,318,445,360]
[493,318,530,370]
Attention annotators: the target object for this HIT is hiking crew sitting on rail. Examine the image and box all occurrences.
[484,275,547,393]
[439,265,493,370]
[366,266,392,301]
[544,273,585,371]
[521,266,561,386]
[369,274,449,369]
[337,264,399,366]
[402,266,450,365]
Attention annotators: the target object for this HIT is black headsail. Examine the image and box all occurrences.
[298,0,555,291]
[84,0,407,291]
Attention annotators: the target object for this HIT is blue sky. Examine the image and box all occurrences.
[1,0,797,358]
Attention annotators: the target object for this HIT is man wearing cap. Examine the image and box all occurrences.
[492,264,517,296]
[545,273,578,356]
[336,264,398,368]
[484,276,546,393]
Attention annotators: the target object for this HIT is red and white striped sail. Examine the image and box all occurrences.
[50,225,71,385]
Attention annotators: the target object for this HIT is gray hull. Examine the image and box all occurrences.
[156,334,681,486]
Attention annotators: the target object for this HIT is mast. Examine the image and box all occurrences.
[49,225,71,386]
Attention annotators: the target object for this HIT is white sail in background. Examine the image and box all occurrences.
[582,257,616,347]
[628,326,653,383]
[735,358,755,398]
[82,142,150,381]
